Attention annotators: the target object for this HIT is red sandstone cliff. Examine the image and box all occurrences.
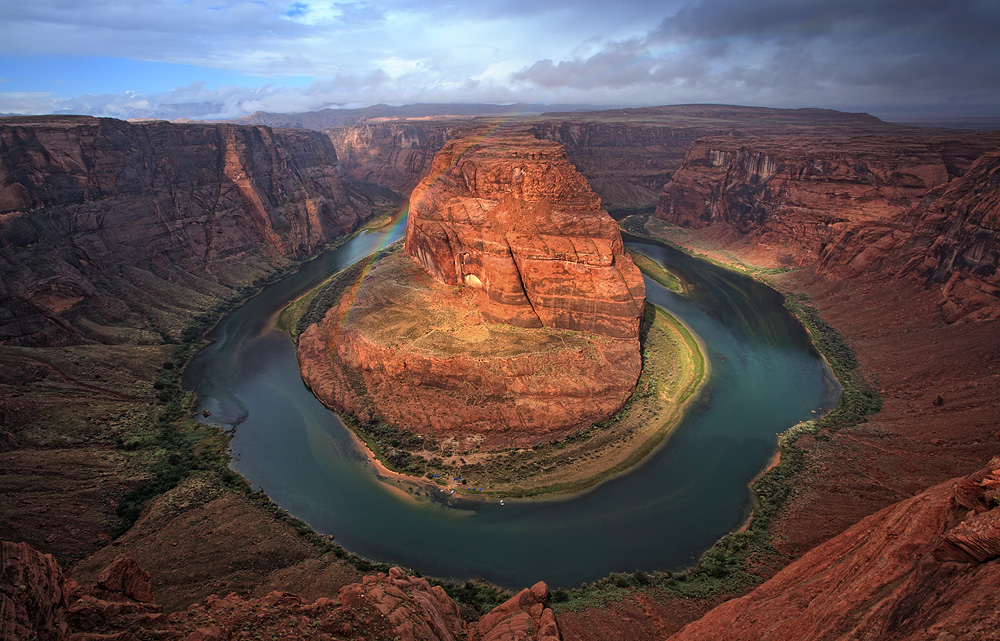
[406,135,645,339]
[326,105,916,214]
[0,116,385,346]
[1,540,562,641]
[818,151,1000,322]
[670,458,1000,641]
[327,121,464,196]
[297,134,645,446]
[654,133,1000,266]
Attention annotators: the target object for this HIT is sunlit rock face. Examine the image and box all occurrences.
[405,134,645,339]
[298,134,646,448]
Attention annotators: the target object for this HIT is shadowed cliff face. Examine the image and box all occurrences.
[0,116,383,346]
[653,133,1000,322]
[819,151,1000,322]
[327,121,464,197]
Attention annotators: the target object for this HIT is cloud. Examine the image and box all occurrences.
[0,0,997,118]
[509,0,1000,113]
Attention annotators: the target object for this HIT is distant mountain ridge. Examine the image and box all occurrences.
[231,102,609,130]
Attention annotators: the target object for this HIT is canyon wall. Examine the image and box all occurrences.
[819,151,1000,322]
[327,120,464,196]
[654,132,1000,321]
[327,105,914,213]
[0,116,384,346]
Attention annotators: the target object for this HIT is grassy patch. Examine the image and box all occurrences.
[627,247,682,292]
[621,214,795,278]
[549,230,882,608]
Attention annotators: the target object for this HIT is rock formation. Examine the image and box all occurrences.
[405,134,645,339]
[2,542,562,641]
[327,121,463,196]
[670,458,1000,641]
[298,134,645,448]
[654,133,1000,266]
[819,151,1000,322]
[0,116,385,346]
[326,105,917,213]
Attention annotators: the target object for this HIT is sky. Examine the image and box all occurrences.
[1,0,999,121]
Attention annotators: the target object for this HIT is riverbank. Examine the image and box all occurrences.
[281,249,708,500]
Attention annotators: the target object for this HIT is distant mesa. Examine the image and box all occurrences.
[297,133,646,449]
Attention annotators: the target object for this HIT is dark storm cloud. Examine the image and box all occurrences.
[511,0,1000,113]
[2,0,997,118]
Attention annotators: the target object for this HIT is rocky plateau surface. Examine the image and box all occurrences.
[298,134,645,447]
[0,116,385,346]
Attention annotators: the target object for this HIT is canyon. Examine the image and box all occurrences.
[3,105,1000,640]
[297,134,645,449]
[0,116,391,347]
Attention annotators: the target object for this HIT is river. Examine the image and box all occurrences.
[183,214,839,589]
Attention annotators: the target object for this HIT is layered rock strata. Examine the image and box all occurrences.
[405,135,645,339]
[326,105,917,213]
[2,541,563,641]
[0,116,383,346]
[655,133,1000,266]
[327,121,464,196]
[819,151,1000,322]
[671,458,1000,641]
[299,135,645,448]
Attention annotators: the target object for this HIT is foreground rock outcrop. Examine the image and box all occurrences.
[298,134,645,447]
[0,116,385,346]
[2,541,561,641]
[671,457,1000,641]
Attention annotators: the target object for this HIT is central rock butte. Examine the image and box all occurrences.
[297,134,646,449]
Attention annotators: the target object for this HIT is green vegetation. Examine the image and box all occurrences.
[114,211,881,617]
[549,219,884,611]
[627,247,682,292]
[291,243,399,339]
[621,214,795,277]
[113,266,301,535]
[431,579,512,617]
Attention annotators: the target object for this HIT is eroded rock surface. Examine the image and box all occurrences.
[819,151,1000,322]
[655,133,1000,266]
[670,458,1000,641]
[406,134,645,339]
[0,115,384,346]
[3,545,563,641]
[299,134,645,447]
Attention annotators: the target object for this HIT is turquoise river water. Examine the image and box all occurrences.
[183,216,840,589]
